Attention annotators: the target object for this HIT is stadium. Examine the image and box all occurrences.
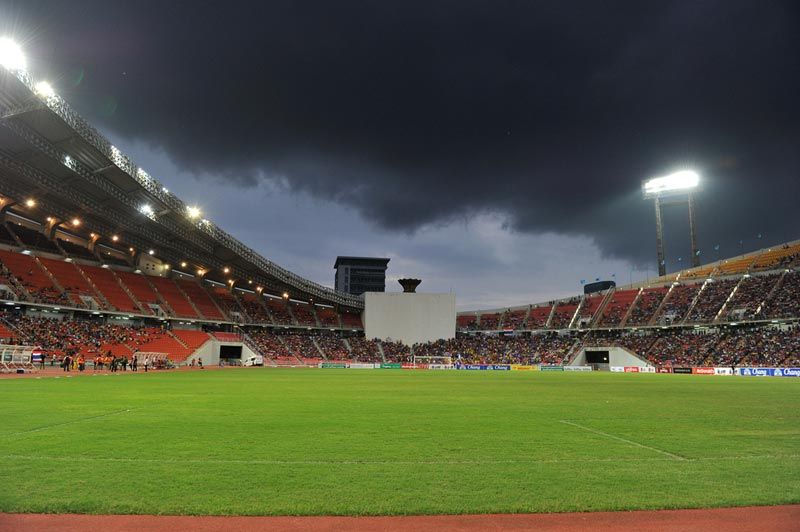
[1,13,799,532]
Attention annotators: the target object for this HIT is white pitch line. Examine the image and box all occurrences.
[0,454,795,467]
[559,419,686,461]
[0,408,136,438]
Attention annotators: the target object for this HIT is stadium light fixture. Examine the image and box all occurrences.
[642,170,699,198]
[643,169,702,276]
[223,267,230,274]
[129,247,135,252]
[282,292,289,300]
[180,261,187,268]
[25,198,36,207]
[140,204,154,216]
[148,249,155,255]
[111,235,119,242]
[34,81,56,98]
[256,286,263,292]
[197,268,206,277]
[71,218,81,226]
[0,38,26,71]
[187,206,201,219]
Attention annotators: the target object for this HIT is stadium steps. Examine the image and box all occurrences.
[680,279,711,325]
[523,305,532,326]
[544,304,557,328]
[566,299,584,329]
[274,335,304,365]
[618,288,643,327]
[2,221,26,248]
[172,279,207,319]
[762,270,789,314]
[31,256,66,295]
[113,270,155,315]
[239,330,276,365]
[38,257,101,309]
[375,341,387,362]
[589,288,616,328]
[310,336,328,359]
[72,262,113,310]
[713,276,746,323]
[80,264,140,313]
[341,337,353,357]
[647,284,677,326]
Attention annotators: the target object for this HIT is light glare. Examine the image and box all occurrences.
[187,205,201,218]
[34,81,55,98]
[0,38,26,71]
[643,170,700,195]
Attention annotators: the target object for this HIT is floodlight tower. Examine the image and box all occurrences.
[642,170,701,277]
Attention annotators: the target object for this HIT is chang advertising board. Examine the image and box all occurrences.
[460,364,511,371]
[739,367,800,377]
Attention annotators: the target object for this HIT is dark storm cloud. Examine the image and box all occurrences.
[4,0,799,265]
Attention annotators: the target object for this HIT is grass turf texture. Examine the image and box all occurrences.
[0,369,798,516]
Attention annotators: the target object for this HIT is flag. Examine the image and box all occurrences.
[695,250,701,256]
[757,233,762,239]
[714,244,720,251]
[580,279,585,284]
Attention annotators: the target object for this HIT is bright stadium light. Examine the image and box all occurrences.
[642,170,699,198]
[187,205,201,219]
[71,218,81,226]
[0,38,26,71]
[34,81,56,98]
[25,198,36,207]
[643,169,702,276]
[148,249,155,255]
[180,261,187,268]
[111,235,119,242]
[223,267,230,274]
[140,204,154,215]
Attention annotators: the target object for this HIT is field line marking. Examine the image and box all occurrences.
[0,454,796,466]
[0,408,136,438]
[559,420,686,461]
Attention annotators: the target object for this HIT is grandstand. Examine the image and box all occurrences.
[0,43,798,372]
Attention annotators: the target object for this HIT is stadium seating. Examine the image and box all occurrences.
[209,287,242,321]
[625,287,667,326]
[148,276,199,318]
[79,264,139,313]
[238,293,271,324]
[501,310,526,330]
[654,283,700,324]
[0,249,68,305]
[763,270,800,319]
[175,278,226,320]
[685,278,738,323]
[317,307,340,327]
[291,302,317,326]
[598,289,638,327]
[346,337,382,362]
[38,257,100,308]
[115,271,160,312]
[577,294,604,322]
[479,313,500,330]
[526,305,552,328]
[723,273,780,321]
[265,298,293,325]
[8,224,61,254]
[341,311,363,329]
[550,300,579,328]
[456,314,478,331]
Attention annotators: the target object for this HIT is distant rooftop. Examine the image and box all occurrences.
[334,256,391,269]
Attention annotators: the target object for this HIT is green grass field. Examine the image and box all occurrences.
[0,369,798,516]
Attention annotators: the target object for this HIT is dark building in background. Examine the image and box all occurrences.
[334,256,390,295]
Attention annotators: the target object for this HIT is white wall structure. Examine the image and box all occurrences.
[364,292,456,346]
[571,347,653,368]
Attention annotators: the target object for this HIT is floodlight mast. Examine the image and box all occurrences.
[642,171,701,277]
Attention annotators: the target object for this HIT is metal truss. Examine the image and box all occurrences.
[3,69,364,309]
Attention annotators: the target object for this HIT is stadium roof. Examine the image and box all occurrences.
[0,59,363,310]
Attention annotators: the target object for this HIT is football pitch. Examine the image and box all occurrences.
[0,369,798,516]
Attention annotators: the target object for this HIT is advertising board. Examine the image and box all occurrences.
[540,365,564,372]
[564,365,592,372]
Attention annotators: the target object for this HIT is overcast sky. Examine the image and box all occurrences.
[2,1,798,309]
